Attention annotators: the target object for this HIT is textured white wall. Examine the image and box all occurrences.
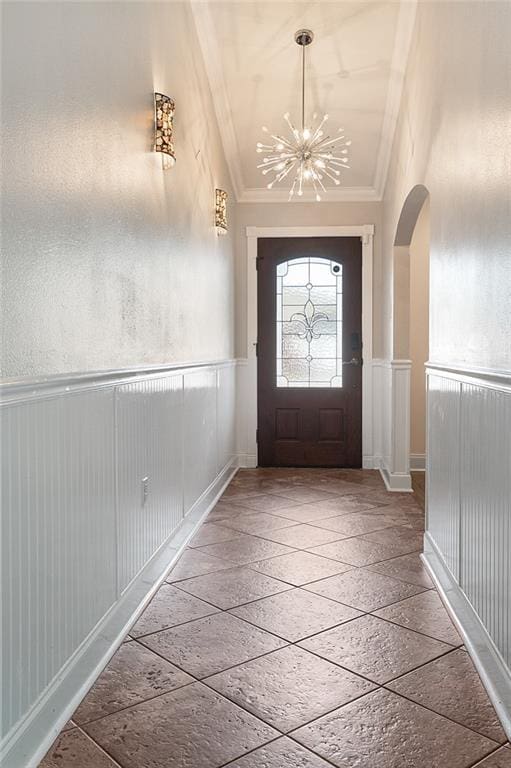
[235,201,382,357]
[409,198,429,455]
[382,1,511,367]
[384,1,511,716]
[1,1,235,378]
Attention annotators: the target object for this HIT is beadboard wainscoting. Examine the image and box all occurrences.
[0,360,239,768]
[424,363,511,739]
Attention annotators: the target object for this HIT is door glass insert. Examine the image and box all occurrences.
[276,256,343,388]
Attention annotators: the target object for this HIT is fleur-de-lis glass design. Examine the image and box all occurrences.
[290,300,328,342]
[276,256,343,388]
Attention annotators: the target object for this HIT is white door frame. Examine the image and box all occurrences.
[243,224,375,468]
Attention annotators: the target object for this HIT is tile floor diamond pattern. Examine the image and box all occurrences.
[292,688,498,768]
[298,613,452,683]
[39,469,508,768]
[205,645,376,732]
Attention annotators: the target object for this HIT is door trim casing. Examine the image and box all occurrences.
[243,225,374,468]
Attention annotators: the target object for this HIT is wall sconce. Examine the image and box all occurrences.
[215,189,228,235]
[154,93,176,170]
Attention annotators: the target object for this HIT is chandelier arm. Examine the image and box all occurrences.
[316,175,327,193]
[314,136,346,151]
[310,115,328,143]
[260,154,292,163]
[276,159,298,183]
[311,173,321,201]
[270,134,294,148]
[283,113,297,134]
[298,165,304,196]
[322,168,341,185]
[289,173,298,198]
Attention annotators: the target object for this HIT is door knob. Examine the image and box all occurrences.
[343,357,361,366]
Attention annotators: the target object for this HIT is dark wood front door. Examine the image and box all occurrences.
[257,237,362,467]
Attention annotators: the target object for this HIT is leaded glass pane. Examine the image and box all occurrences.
[310,359,337,381]
[309,286,336,305]
[282,335,308,358]
[276,256,343,388]
[282,261,309,285]
[310,334,337,357]
[282,286,309,305]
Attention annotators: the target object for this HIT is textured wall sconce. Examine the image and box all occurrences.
[154,93,176,169]
[215,189,228,235]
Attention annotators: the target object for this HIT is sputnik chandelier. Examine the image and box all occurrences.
[256,29,351,201]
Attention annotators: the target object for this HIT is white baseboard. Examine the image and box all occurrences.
[237,453,257,468]
[422,533,511,740]
[3,461,238,768]
[410,453,426,471]
[379,465,413,492]
[363,455,381,470]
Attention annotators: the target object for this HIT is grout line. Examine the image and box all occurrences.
[135,635,291,685]
[284,732,358,768]
[367,610,463,647]
[134,611,295,649]
[129,609,221,640]
[241,563,356,589]
[72,726,125,767]
[199,672,381,743]
[380,683,506,746]
[468,744,511,768]
[217,736,284,768]
[226,603,369,645]
[74,677,197,729]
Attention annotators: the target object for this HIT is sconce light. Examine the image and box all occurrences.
[215,189,228,235]
[154,93,176,170]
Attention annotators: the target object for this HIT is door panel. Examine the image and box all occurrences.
[257,237,362,467]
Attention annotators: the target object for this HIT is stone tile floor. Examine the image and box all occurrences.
[40,469,510,768]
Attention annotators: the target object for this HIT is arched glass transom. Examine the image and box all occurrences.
[276,256,343,388]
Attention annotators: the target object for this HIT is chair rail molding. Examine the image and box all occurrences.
[0,358,244,768]
[244,224,375,469]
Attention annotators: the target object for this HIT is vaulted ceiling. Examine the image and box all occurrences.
[192,1,416,202]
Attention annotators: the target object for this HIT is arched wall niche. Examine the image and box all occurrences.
[392,184,430,360]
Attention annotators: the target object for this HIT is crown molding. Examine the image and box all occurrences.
[373,0,418,199]
[190,0,243,200]
[239,186,380,204]
[192,0,416,205]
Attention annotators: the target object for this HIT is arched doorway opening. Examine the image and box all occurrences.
[390,184,430,499]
